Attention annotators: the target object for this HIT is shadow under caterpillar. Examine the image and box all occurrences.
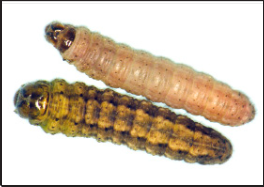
[45,22,255,126]
[14,79,232,164]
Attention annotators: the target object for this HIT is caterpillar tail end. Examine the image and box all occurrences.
[201,138,233,165]
[242,102,256,125]
[225,99,256,127]
[219,138,233,164]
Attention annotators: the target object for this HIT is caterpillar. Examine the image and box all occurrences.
[14,79,232,164]
[45,22,255,126]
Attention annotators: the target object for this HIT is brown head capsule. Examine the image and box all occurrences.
[14,81,50,123]
[45,22,76,53]
[44,22,255,126]
[14,79,232,165]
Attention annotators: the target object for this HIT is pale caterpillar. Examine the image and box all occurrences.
[45,22,255,126]
[14,79,232,165]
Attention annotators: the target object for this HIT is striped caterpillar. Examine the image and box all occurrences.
[45,22,255,126]
[14,79,232,164]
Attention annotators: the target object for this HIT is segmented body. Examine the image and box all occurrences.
[45,22,255,126]
[14,79,232,164]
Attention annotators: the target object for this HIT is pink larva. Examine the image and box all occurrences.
[45,22,255,126]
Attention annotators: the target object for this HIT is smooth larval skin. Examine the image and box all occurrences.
[45,22,255,126]
[14,79,232,164]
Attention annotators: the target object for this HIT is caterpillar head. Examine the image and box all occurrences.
[14,81,50,123]
[45,22,76,53]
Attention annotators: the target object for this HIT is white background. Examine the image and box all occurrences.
[2,2,263,185]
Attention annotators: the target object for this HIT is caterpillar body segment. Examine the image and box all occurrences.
[14,79,232,164]
[45,22,255,126]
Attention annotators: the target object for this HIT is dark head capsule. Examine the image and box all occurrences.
[14,81,50,122]
[45,22,76,53]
